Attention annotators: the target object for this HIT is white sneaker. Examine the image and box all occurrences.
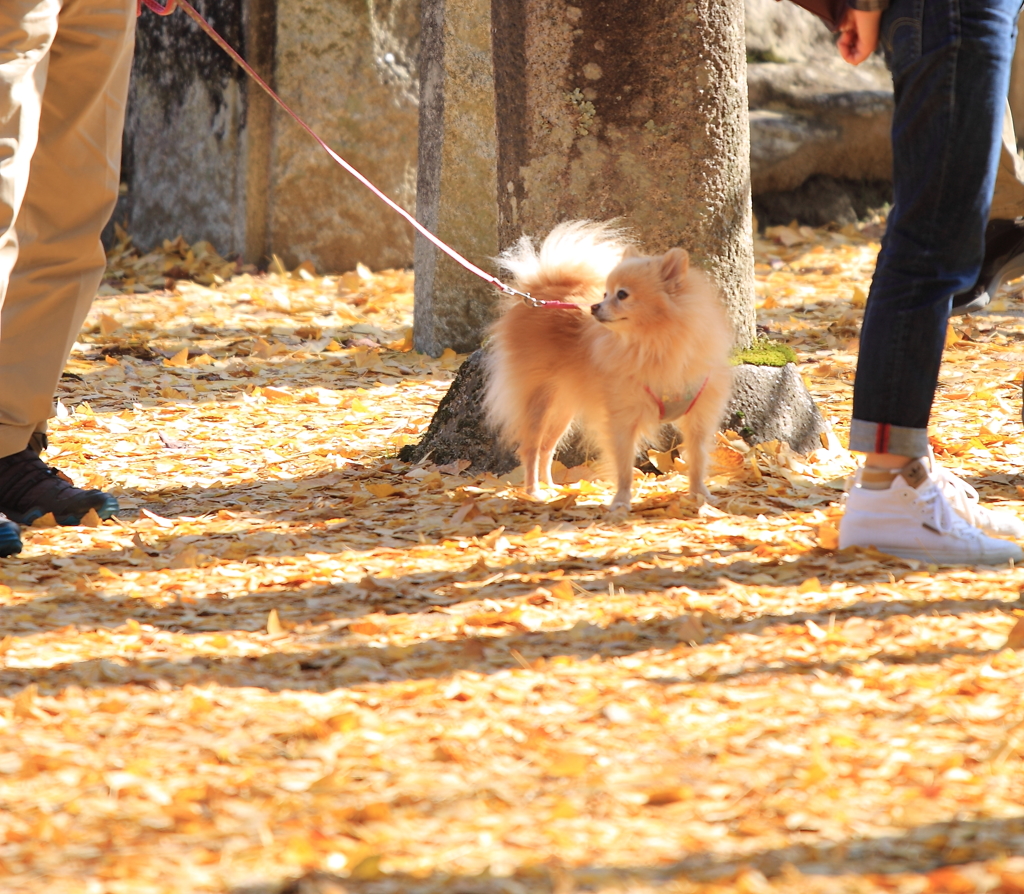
[926,450,1024,538]
[840,460,1024,565]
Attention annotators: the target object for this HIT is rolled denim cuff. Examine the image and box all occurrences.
[848,0,888,10]
[849,419,929,457]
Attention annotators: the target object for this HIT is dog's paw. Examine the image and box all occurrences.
[689,484,712,502]
[606,497,631,521]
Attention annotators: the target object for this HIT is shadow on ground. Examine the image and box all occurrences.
[229,814,1024,893]
[0,570,1014,698]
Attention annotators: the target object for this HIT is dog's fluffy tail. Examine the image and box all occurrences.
[496,220,634,295]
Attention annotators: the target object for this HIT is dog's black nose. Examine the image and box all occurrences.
[590,303,601,315]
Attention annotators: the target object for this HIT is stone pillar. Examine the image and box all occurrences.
[499,0,756,347]
[413,0,502,355]
[268,0,420,272]
[124,0,420,273]
[415,0,756,352]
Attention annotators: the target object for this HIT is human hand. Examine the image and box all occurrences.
[837,8,882,65]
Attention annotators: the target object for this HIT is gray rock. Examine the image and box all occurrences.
[399,353,829,474]
[744,0,894,220]
[413,0,502,356]
[745,0,837,63]
[754,174,891,228]
[749,108,839,179]
[748,59,893,196]
[724,362,829,455]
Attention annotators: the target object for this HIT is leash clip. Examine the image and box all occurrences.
[495,282,538,305]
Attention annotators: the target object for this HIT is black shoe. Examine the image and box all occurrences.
[0,513,22,557]
[951,218,1024,315]
[0,448,119,526]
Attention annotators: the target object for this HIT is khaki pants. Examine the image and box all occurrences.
[0,0,135,458]
[991,101,1024,220]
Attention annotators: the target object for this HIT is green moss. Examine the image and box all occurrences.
[731,337,797,368]
[565,88,596,136]
[747,49,789,64]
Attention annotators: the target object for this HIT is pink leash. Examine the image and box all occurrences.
[137,0,541,305]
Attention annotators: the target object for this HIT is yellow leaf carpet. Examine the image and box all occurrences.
[1,222,1023,893]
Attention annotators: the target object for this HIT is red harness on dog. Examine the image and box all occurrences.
[525,298,708,420]
[644,378,709,421]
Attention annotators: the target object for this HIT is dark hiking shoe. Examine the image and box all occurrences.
[952,218,1024,315]
[0,448,119,526]
[0,513,22,557]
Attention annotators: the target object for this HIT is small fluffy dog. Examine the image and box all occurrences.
[484,221,733,508]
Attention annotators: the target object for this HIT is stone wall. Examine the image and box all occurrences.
[123,0,255,258]
[121,1,1023,273]
[123,0,420,273]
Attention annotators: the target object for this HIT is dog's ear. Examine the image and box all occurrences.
[660,248,690,284]
[621,245,641,259]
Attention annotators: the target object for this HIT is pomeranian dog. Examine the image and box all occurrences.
[483,220,733,509]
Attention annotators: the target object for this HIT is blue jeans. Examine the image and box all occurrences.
[849,0,1020,457]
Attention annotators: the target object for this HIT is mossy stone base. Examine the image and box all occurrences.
[731,336,797,368]
[724,362,829,455]
[399,353,829,473]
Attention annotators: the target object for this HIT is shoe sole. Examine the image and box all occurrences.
[951,253,1024,316]
[5,494,119,527]
[842,541,1022,565]
[950,291,991,316]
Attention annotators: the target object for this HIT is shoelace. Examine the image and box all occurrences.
[931,464,984,519]
[918,482,984,542]
[925,455,1018,534]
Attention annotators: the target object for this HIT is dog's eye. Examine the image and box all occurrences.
[616,288,629,301]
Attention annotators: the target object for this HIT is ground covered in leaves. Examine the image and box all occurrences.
[2,224,1024,894]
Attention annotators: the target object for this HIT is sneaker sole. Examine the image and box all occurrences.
[950,291,991,316]
[844,542,1022,565]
